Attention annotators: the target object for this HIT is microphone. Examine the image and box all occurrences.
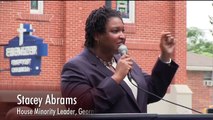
[118,44,128,56]
[118,44,133,81]
[118,44,202,114]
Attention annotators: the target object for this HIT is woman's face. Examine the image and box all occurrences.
[97,17,126,54]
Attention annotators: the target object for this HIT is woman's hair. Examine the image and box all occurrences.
[84,6,122,48]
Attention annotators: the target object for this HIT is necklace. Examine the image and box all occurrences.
[96,56,115,67]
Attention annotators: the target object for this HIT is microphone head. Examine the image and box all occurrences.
[118,44,128,56]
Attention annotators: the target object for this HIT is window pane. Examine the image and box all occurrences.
[31,0,38,10]
[116,0,129,18]
[204,71,213,80]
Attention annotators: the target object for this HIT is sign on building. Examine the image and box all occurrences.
[4,23,48,76]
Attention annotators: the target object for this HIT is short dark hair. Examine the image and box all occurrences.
[84,6,122,48]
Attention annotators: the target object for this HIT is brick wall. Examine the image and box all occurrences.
[64,1,105,60]
[186,71,213,112]
[0,1,65,90]
[173,1,187,84]
[0,1,186,91]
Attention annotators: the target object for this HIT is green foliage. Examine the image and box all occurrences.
[187,3,213,57]
[187,27,213,57]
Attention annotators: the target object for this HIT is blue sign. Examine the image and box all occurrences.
[4,23,48,76]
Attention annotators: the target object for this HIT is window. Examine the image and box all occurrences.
[203,71,213,86]
[30,0,43,14]
[116,0,135,23]
[204,71,213,81]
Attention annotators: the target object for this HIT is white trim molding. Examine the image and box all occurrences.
[187,66,213,71]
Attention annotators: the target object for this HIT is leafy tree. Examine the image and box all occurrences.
[187,27,213,57]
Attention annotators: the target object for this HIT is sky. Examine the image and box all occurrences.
[187,1,213,41]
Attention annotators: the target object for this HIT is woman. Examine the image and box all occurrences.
[61,6,178,113]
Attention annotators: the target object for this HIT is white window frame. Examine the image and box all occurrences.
[117,1,135,23]
[30,1,43,14]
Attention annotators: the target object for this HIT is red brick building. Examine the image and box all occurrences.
[2,0,204,117]
[186,52,213,112]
